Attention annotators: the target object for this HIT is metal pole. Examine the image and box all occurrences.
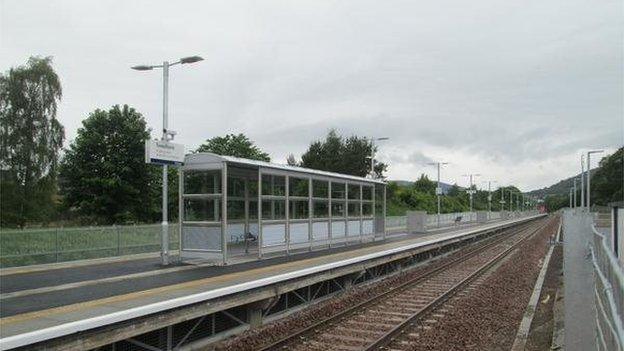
[437,163,441,227]
[580,155,585,209]
[370,138,375,178]
[469,174,473,212]
[487,181,492,214]
[569,189,572,208]
[573,178,577,208]
[161,61,169,266]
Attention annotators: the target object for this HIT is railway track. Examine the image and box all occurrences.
[258,217,550,351]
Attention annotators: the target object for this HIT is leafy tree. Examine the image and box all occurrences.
[300,129,388,178]
[286,154,298,166]
[591,147,623,206]
[413,174,436,194]
[0,57,64,227]
[59,105,159,224]
[195,133,269,161]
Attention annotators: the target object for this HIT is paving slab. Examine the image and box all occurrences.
[562,209,597,351]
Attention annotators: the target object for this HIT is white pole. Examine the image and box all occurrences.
[370,138,375,178]
[161,61,169,265]
[469,174,473,212]
[573,178,577,208]
[580,155,585,209]
[586,151,603,209]
[437,163,441,227]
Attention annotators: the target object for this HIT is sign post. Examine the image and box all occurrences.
[145,140,184,265]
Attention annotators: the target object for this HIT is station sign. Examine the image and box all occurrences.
[145,140,185,165]
[435,187,443,195]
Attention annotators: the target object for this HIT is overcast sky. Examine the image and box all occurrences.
[1,0,622,191]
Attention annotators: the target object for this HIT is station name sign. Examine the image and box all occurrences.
[145,140,185,165]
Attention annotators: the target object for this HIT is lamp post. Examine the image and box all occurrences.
[580,154,585,209]
[586,150,604,210]
[370,137,389,179]
[132,55,203,265]
[483,180,497,219]
[428,161,448,227]
[509,190,513,211]
[573,178,577,209]
[463,173,481,212]
[499,187,506,211]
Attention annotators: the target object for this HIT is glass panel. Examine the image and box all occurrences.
[331,182,346,199]
[375,184,384,214]
[262,199,286,220]
[227,223,246,243]
[184,170,221,194]
[249,200,258,220]
[348,220,361,236]
[262,174,286,196]
[313,180,329,198]
[289,200,309,219]
[290,222,309,243]
[331,202,345,217]
[313,221,329,240]
[182,225,221,250]
[362,219,374,235]
[348,202,361,217]
[362,203,373,216]
[348,184,360,200]
[227,200,245,220]
[332,221,345,237]
[184,198,221,222]
[362,186,373,200]
[262,223,285,246]
[289,177,309,197]
[247,180,258,197]
[313,200,329,218]
[227,176,246,198]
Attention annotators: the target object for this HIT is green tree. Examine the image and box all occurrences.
[59,105,159,224]
[0,57,64,227]
[413,174,436,194]
[591,147,623,206]
[300,129,388,178]
[195,133,270,161]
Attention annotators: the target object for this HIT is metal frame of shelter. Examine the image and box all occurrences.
[179,153,387,264]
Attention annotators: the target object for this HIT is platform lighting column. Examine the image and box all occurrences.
[573,178,577,209]
[428,161,448,227]
[484,180,496,220]
[369,137,389,179]
[586,150,604,210]
[580,155,585,209]
[131,55,203,266]
[463,173,481,212]
[499,187,506,211]
[569,189,573,208]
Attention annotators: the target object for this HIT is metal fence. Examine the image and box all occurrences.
[0,225,180,268]
[590,224,624,351]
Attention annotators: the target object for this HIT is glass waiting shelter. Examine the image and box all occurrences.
[179,153,387,264]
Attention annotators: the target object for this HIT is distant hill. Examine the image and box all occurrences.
[390,179,455,194]
[527,169,598,199]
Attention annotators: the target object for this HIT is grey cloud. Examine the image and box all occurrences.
[1,0,621,190]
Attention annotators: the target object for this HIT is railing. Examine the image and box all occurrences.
[0,224,180,268]
[590,224,624,351]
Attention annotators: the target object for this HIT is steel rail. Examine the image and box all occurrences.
[363,217,550,350]
[258,218,547,351]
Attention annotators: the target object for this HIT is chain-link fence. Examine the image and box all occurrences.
[590,224,624,351]
[0,224,180,268]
